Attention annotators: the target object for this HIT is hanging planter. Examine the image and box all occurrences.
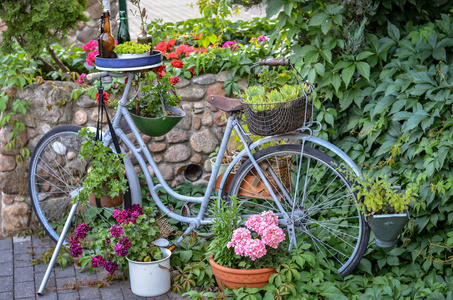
[127,248,172,297]
[367,211,410,248]
[209,255,276,291]
[129,106,185,136]
[353,175,417,249]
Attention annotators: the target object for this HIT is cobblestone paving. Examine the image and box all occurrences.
[0,236,187,300]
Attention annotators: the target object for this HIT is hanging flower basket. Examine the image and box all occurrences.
[129,106,185,137]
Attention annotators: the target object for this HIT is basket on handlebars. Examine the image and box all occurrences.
[240,59,314,136]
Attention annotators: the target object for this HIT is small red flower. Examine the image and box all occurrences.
[171,59,184,69]
[96,91,109,105]
[165,52,179,59]
[155,40,168,55]
[124,77,128,84]
[169,76,180,86]
[167,39,176,47]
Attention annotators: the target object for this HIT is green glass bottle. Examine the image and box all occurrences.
[117,11,130,44]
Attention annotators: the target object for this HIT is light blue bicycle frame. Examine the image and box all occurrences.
[38,69,362,294]
[95,70,362,247]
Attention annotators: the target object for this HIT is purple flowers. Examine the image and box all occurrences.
[103,261,119,274]
[69,237,83,258]
[110,224,124,238]
[71,206,154,276]
[91,255,106,268]
[69,223,92,258]
[112,204,143,224]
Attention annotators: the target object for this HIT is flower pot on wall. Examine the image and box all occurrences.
[209,255,276,291]
[127,248,171,297]
[367,210,410,248]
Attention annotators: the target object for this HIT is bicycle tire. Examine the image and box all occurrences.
[227,144,369,277]
[28,125,132,243]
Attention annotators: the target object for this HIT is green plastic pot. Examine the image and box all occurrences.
[129,106,185,137]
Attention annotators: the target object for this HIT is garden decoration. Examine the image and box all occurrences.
[240,60,314,136]
[71,206,175,297]
[129,0,153,46]
[72,83,130,208]
[113,40,151,59]
[208,197,287,290]
[32,58,369,296]
[353,175,417,248]
[128,68,184,136]
[209,146,233,178]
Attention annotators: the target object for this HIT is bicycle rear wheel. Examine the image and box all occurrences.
[28,125,131,243]
[227,144,369,277]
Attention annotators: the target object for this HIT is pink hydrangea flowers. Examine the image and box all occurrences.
[227,211,285,260]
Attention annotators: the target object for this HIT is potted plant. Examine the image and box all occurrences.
[72,205,173,297]
[209,146,233,179]
[208,196,288,290]
[240,67,313,136]
[72,128,129,207]
[127,68,185,136]
[113,40,151,59]
[353,175,418,248]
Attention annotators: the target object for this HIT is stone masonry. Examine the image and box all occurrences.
[0,71,239,234]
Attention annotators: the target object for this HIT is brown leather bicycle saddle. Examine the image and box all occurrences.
[206,95,243,112]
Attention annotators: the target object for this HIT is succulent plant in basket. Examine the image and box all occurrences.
[353,174,418,248]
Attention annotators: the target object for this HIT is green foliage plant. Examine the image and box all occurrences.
[72,128,129,205]
[0,0,88,73]
[353,174,418,218]
[113,41,151,55]
[128,71,181,118]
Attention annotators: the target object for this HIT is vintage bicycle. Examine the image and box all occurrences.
[28,58,369,282]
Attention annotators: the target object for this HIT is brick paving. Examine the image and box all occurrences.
[0,235,187,300]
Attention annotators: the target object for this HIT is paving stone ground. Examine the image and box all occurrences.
[0,235,187,300]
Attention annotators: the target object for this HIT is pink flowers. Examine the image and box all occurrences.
[83,40,98,51]
[77,73,86,84]
[228,211,285,260]
[222,40,238,51]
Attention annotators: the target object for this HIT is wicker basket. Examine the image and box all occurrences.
[241,96,312,136]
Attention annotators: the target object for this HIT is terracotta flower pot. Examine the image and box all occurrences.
[88,184,123,208]
[209,255,276,290]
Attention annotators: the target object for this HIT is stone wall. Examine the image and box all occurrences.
[0,72,242,233]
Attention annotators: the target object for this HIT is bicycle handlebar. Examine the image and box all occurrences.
[258,58,291,66]
[86,72,108,82]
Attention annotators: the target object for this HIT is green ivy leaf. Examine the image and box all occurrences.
[342,64,355,88]
[356,62,370,81]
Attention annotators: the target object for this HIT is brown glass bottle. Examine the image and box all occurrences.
[99,11,115,58]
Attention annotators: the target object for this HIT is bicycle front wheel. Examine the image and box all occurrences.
[227,144,369,277]
[28,125,131,243]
